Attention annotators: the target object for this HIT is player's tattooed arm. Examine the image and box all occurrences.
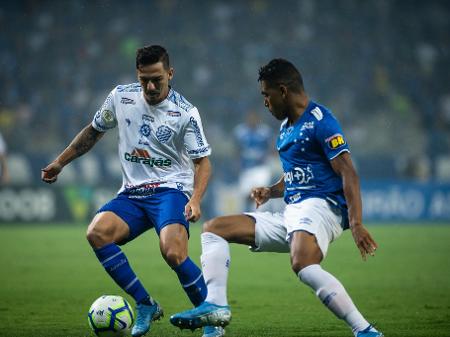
[41,124,104,184]
[70,124,104,159]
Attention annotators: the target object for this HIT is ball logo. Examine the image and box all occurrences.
[326,133,346,149]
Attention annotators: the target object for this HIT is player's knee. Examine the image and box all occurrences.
[203,218,228,239]
[291,261,305,274]
[291,257,316,275]
[86,223,114,249]
[162,248,186,268]
[202,218,217,233]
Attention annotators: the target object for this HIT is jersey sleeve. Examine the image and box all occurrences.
[184,107,212,159]
[91,88,118,132]
[315,114,350,161]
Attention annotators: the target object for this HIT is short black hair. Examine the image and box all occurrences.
[136,45,170,70]
[258,58,304,92]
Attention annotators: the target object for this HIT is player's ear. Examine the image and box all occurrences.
[168,67,174,81]
[279,84,288,98]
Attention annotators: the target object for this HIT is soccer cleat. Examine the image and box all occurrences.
[170,301,231,330]
[356,325,383,337]
[202,326,225,337]
[131,302,163,337]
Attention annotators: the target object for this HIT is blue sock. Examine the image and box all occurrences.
[173,257,207,306]
[94,243,153,304]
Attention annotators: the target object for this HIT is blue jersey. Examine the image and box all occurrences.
[233,123,272,169]
[277,100,349,212]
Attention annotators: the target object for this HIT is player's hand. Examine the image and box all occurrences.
[251,187,271,208]
[41,162,63,184]
[185,199,201,222]
[350,224,378,261]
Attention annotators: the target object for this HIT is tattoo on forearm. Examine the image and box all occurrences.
[71,127,102,157]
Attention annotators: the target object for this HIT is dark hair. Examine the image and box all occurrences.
[136,45,170,70]
[258,58,304,92]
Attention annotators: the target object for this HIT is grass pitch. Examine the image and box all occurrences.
[1,223,449,337]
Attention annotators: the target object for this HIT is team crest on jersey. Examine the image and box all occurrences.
[156,125,173,143]
[167,110,181,117]
[326,133,346,149]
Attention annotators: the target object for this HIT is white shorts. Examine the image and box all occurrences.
[245,211,290,253]
[246,198,344,257]
[284,198,343,257]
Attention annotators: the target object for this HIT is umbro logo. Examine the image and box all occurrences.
[120,97,135,105]
[167,110,181,117]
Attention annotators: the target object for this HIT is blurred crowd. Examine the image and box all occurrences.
[0,0,449,186]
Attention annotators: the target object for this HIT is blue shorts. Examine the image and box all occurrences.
[97,187,189,244]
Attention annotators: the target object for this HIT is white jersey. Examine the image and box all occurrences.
[92,84,211,197]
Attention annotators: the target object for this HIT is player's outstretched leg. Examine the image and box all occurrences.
[170,301,231,330]
[202,326,225,337]
[131,301,164,337]
[299,264,383,337]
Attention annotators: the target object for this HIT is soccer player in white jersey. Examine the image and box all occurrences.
[170,59,383,337]
[42,45,222,337]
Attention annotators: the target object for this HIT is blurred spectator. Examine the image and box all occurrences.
[0,131,9,185]
[0,0,449,183]
[233,110,274,211]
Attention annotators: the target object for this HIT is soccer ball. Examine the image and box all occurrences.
[88,295,134,336]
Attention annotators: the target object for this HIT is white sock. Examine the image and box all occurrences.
[201,232,230,306]
[298,264,370,334]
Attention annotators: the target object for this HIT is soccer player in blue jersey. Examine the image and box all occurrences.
[41,45,221,337]
[170,59,383,337]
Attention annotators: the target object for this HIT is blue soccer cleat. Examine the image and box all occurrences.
[131,302,164,337]
[170,301,231,330]
[356,325,383,337]
[203,326,225,337]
